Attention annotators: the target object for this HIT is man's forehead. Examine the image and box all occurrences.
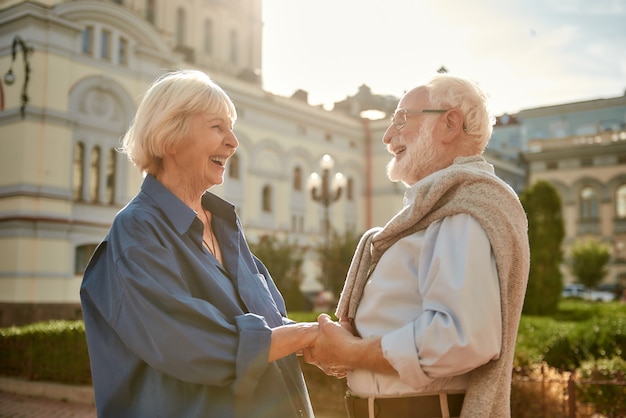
[399,86,429,108]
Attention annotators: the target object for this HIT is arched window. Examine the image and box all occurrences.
[118,37,128,65]
[106,149,116,204]
[73,142,84,201]
[89,146,101,202]
[229,29,238,64]
[580,186,598,220]
[75,244,98,274]
[228,154,240,179]
[617,184,626,219]
[293,166,302,191]
[81,27,93,55]
[146,0,156,24]
[203,19,213,54]
[101,30,112,60]
[347,177,354,200]
[176,8,186,45]
[262,185,272,212]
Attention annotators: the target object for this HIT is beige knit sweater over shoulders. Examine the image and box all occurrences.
[336,156,530,418]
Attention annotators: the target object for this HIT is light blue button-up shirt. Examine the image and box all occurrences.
[80,174,313,418]
[349,214,501,396]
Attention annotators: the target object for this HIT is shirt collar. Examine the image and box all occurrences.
[202,191,238,224]
[141,174,238,235]
[142,174,195,235]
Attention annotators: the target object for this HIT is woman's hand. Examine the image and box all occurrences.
[268,322,319,363]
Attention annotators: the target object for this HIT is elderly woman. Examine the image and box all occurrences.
[80,70,317,418]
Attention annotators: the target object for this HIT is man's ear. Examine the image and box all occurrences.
[441,109,465,144]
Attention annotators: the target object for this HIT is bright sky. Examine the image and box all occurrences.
[261,0,626,116]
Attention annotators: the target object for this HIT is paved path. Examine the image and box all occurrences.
[0,391,96,418]
[0,379,339,418]
[0,378,95,418]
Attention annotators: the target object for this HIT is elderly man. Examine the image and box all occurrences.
[305,74,529,418]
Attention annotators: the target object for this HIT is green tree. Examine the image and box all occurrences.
[248,234,310,312]
[520,180,565,315]
[316,228,362,301]
[568,239,611,289]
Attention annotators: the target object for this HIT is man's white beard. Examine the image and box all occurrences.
[386,122,436,186]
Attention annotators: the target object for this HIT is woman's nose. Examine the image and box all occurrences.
[227,130,239,149]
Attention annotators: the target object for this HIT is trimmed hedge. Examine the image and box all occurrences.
[0,320,91,384]
[515,300,626,371]
[2,302,625,383]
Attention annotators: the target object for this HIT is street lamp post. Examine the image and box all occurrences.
[1,36,33,118]
[307,154,347,290]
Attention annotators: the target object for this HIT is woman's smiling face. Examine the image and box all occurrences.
[170,111,239,189]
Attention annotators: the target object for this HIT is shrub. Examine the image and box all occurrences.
[514,316,575,368]
[0,320,91,384]
[543,313,626,370]
[514,300,626,371]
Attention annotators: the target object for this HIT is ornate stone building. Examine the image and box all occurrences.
[523,130,626,286]
[2,0,609,326]
[0,0,385,325]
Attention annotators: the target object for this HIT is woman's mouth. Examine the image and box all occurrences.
[210,156,226,166]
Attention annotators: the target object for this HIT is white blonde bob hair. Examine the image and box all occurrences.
[121,70,237,175]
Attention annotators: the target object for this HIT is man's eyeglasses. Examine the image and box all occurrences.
[390,108,448,131]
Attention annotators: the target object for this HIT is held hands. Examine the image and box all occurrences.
[302,313,360,379]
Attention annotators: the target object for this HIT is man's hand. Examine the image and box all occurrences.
[303,314,396,377]
[302,313,358,378]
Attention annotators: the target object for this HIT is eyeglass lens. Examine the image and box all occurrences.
[391,110,406,128]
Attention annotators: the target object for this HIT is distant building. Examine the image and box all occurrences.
[490,93,626,287]
[490,93,626,155]
[523,130,626,286]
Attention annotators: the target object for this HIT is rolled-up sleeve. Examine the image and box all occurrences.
[233,314,272,395]
[379,214,501,389]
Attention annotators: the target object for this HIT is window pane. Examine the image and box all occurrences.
[617,185,626,218]
[347,177,354,200]
[75,244,98,274]
[176,8,186,45]
[90,146,100,202]
[106,149,116,204]
[293,167,302,190]
[73,142,84,201]
[146,0,156,24]
[101,30,111,59]
[262,186,272,212]
[580,187,598,220]
[229,154,239,179]
[118,37,128,65]
[204,19,213,54]
[230,30,238,64]
[81,27,93,54]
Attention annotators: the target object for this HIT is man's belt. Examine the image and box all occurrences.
[344,392,465,418]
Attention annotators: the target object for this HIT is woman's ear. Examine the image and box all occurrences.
[164,139,178,155]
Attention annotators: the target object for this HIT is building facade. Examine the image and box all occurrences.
[490,94,626,288]
[0,0,618,326]
[523,131,626,286]
[0,0,392,326]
